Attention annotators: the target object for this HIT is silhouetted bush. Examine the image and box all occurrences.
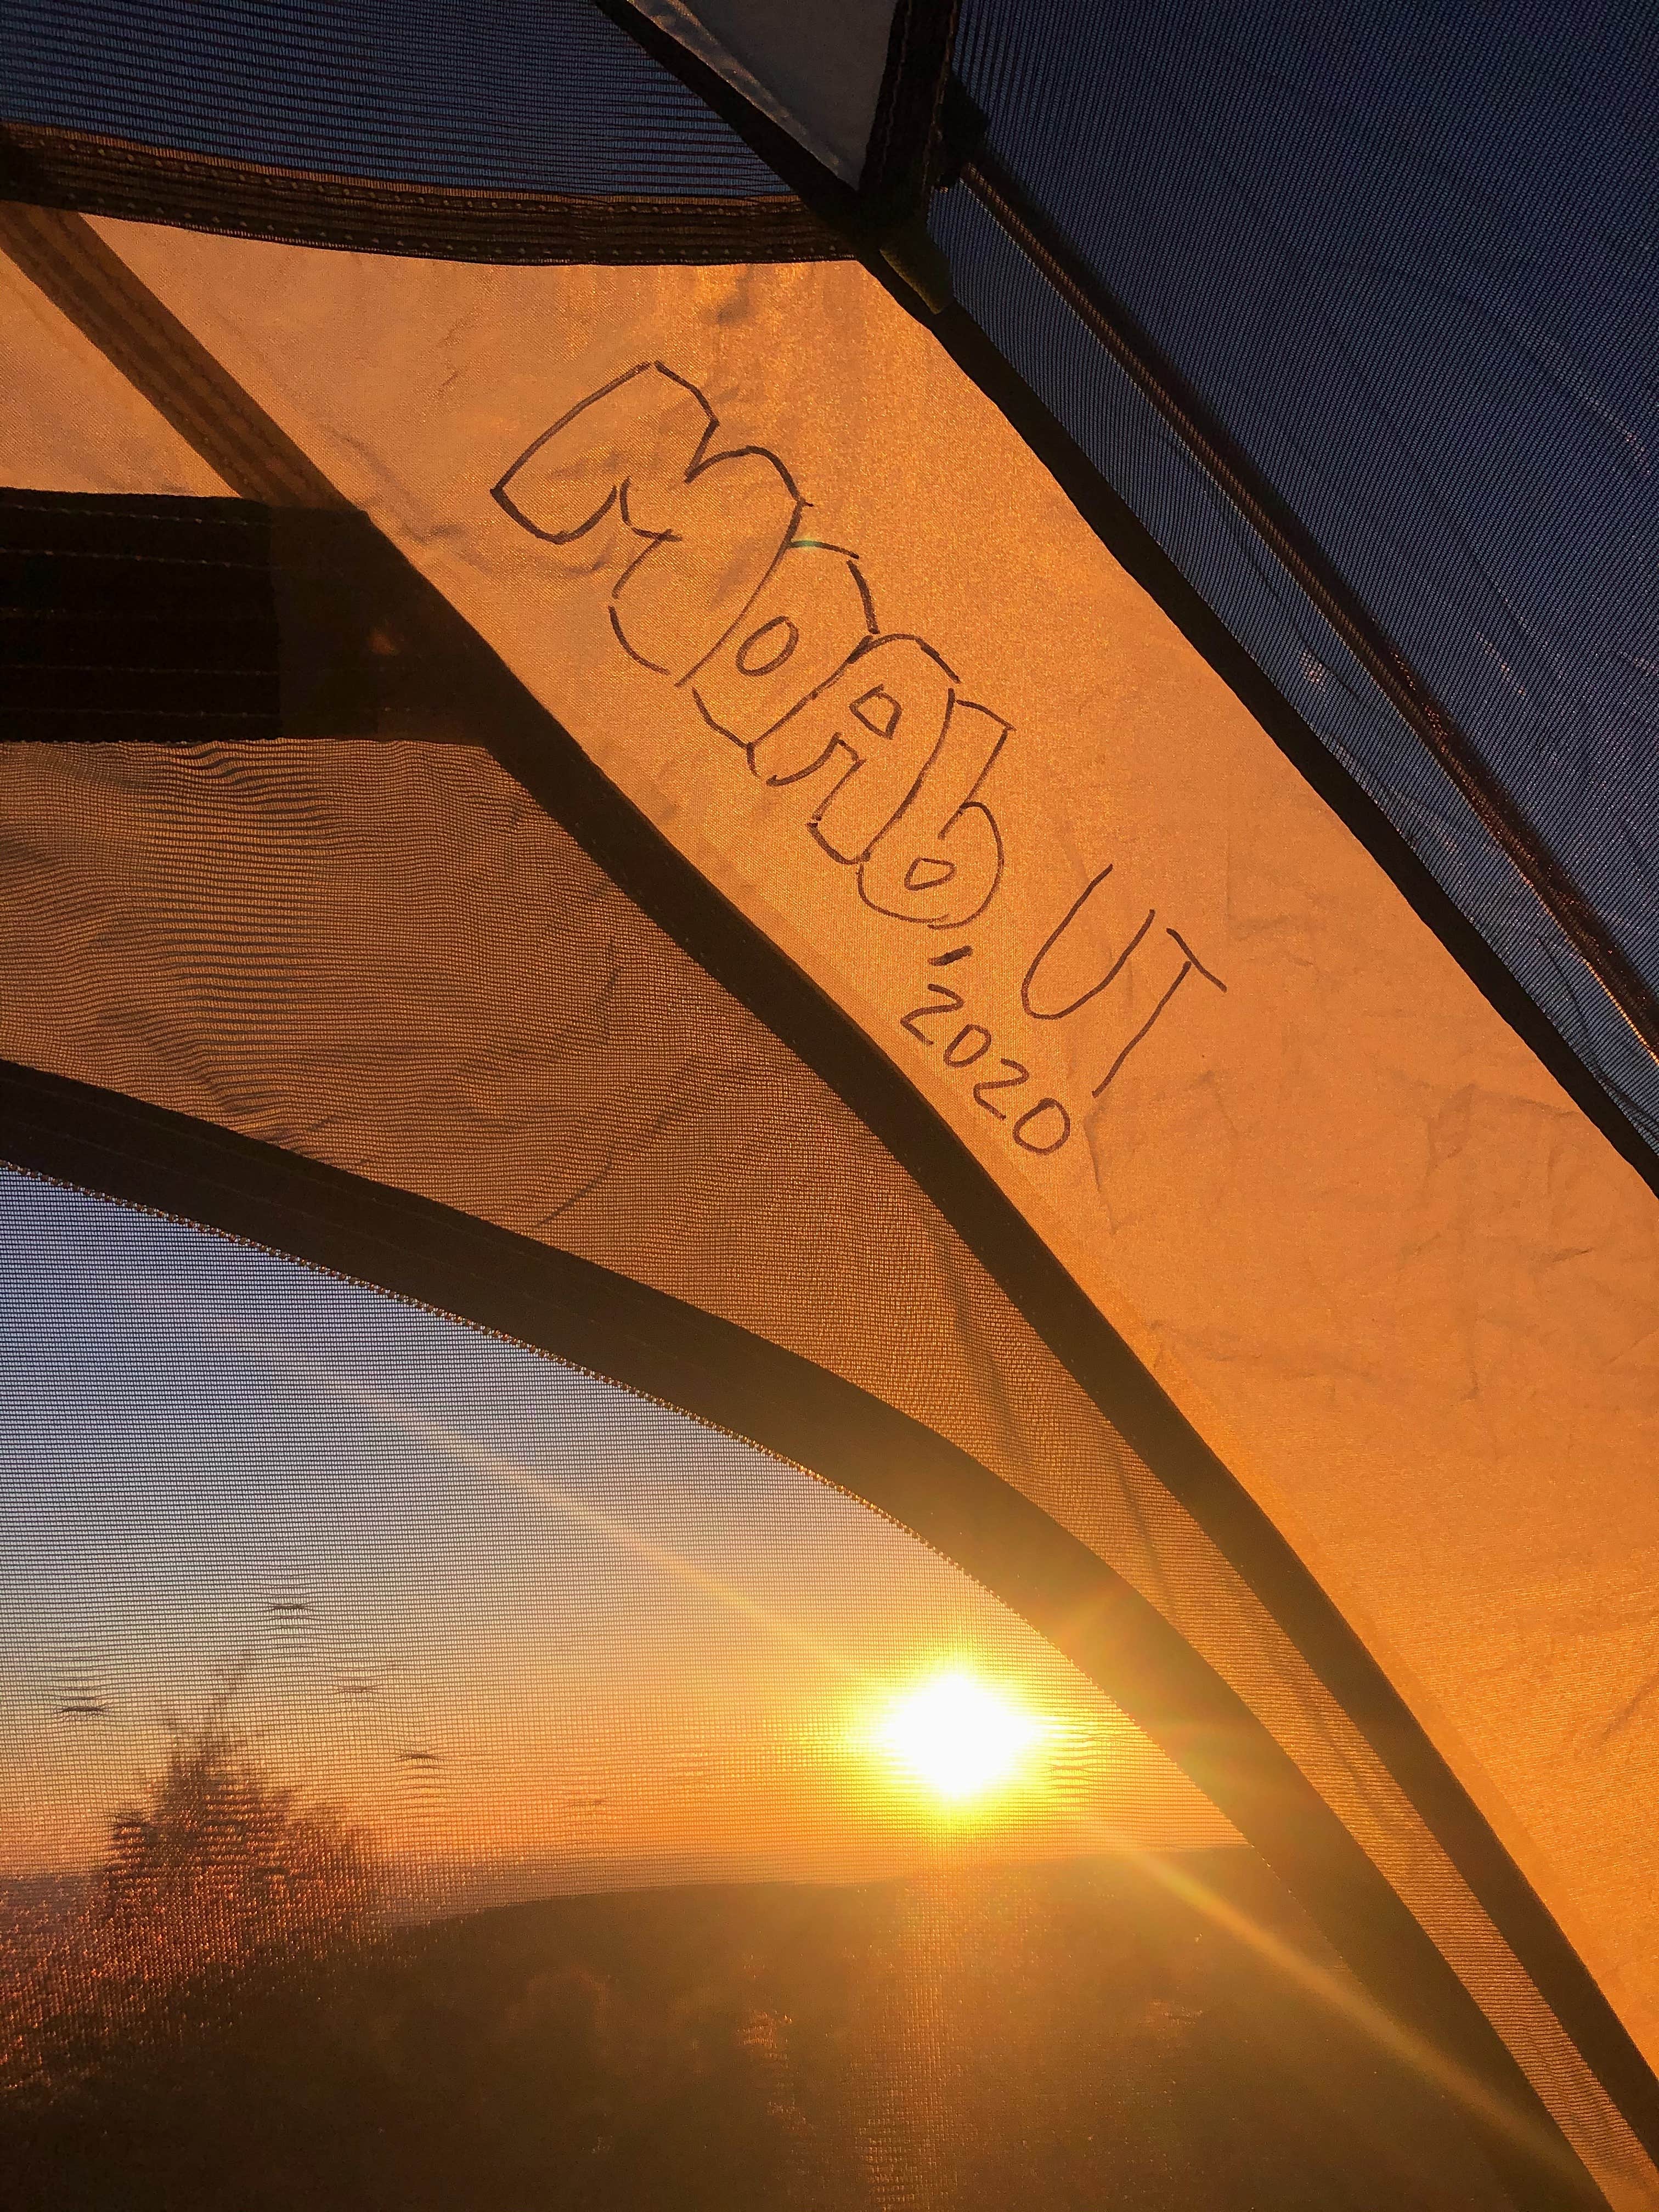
[97,1690,382,1973]
[0,1683,382,2101]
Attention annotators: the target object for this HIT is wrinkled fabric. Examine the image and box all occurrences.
[4,221,1659,2197]
[0,249,225,493]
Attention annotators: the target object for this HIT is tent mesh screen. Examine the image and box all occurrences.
[3,0,782,198]
[0,1167,1553,2209]
[0,729,1651,2204]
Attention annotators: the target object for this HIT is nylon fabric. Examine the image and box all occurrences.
[0,732,1648,2204]
[0,246,225,493]
[37,221,1659,2086]
[2,0,783,199]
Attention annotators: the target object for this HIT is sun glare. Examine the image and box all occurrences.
[870,1669,1049,1804]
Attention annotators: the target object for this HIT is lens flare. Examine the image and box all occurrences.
[870,1669,1048,1803]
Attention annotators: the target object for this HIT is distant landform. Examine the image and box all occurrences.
[1,1850,1513,2209]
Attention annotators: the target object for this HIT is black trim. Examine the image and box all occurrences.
[957,147,1659,1070]
[0,121,848,267]
[863,0,961,213]
[0,1057,1606,2208]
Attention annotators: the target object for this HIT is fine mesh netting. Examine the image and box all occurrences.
[939,0,1659,1149]
[2,0,783,199]
[0,1177,1234,1892]
[0,1169,1530,2209]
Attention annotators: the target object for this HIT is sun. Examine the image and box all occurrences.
[869,1669,1049,1804]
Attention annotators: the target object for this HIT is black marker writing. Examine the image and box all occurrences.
[496,363,1009,930]
[1022,867,1224,1098]
[497,365,1232,1156]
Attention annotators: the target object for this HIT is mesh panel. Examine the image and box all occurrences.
[2,0,782,198]
[0,732,1650,2204]
[0,494,281,736]
[0,1169,1527,2209]
[940,0,1659,1149]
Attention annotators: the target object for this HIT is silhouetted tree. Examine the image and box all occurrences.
[94,1678,382,1977]
[1,1675,382,2099]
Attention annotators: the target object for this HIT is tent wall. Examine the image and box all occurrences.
[0,551,1651,2199]
[29,210,1655,2046]
[0,733,1644,2205]
[3,203,1659,2202]
[0,246,225,494]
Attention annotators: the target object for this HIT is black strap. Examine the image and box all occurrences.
[0,119,849,268]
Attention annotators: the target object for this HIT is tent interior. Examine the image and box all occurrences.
[3,4,1658,2207]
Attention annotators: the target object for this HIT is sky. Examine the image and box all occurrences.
[0,1169,1234,1903]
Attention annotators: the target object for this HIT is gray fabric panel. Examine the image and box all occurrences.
[630,0,896,180]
